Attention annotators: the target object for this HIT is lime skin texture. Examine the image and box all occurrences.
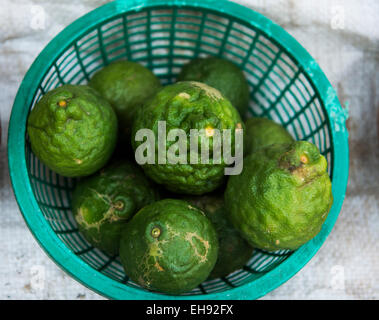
[89,60,161,133]
[27,84,117,177]
[132,81,244,195]
[177,57,250,117]
[244,117,294,155]
[119,199,219,295]
[185,195,254,280]
[225,141,333,251]
[72,161,159,256]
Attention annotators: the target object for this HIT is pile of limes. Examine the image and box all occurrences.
[27,57,332,295]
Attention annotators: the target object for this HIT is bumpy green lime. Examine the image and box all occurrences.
[225,141,333,251]
[89,60,161,133]
[245,117,294,155]
[132,81,244,195]
[72,161,159,255]
[178,57,250,117]
[185,195,253,279]
[119,199,219,294]
[27,85,117,177]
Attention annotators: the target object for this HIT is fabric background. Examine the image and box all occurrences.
[0,0,378,299]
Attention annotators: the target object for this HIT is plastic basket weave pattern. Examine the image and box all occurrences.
[8,0,349,299]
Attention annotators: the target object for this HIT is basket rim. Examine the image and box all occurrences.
[7,0,349,300]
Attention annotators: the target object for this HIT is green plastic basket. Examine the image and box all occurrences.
[8,0,349,300]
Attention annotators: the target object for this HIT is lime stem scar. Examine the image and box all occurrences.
[114,200,124,210]
[151,227,161,238]
[300,155,309,164]
[58,100,67,108]
[205,126,215,137]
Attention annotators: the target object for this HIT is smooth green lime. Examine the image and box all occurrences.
[132,81,244,195]
[119,199,219,294]
[244,117,294,155]
[225,141,333,251]
[27,84,117,177]
[185,195,253,279]
[177,57,250,117]
[89,60,161,134]
[72,161,159,255]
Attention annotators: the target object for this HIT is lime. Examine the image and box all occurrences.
[89,60,161,134]
[185,195,253,279]
[225,141,333,251]
[132,81,244,195]
[119,199,218,294]
[245,117,294,155]
[178,57,250,117]
[27,84,117,177]
[72,161,159,255]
